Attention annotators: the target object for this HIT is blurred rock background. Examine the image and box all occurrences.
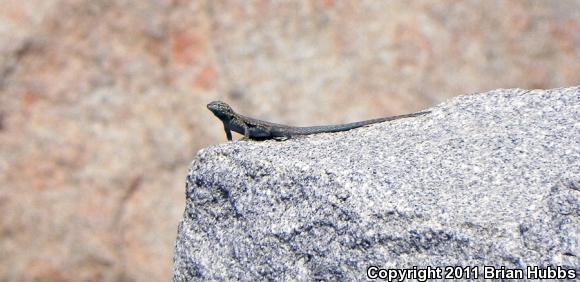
[0,0,578,281]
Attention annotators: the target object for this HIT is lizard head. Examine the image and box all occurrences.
[207,101,235,120]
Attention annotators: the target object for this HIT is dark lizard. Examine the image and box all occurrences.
[207,101,430,141]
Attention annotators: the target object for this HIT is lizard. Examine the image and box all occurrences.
[207,101,430,141]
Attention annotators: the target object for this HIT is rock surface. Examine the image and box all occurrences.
[173,87,579,281]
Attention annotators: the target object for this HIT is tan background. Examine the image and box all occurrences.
[0,0,578,281]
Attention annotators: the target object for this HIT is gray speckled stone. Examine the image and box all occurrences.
[173,87,579,281]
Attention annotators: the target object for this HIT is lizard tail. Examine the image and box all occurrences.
[288,110,430,135]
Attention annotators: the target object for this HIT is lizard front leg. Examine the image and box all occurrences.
[232,116,251,141]
[223,123,233,141]
[238,124,251,141]
[243,125,250,139]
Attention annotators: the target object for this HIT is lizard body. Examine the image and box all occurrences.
[207,101,429,141]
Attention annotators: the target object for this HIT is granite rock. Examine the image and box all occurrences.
[173,87,580,281]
